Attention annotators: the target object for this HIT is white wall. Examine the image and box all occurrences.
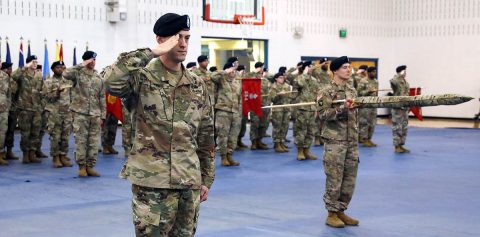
[1,0,478,118]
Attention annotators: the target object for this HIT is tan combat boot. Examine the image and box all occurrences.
[108,146,119,154]
[59,155,73,167]
[52,155,63,168]
[29,150,42,163]
[326,212,345,228]
[296,147,306,161]
[78,165,88,177]
[0,152,9,166]
[226,153,240,166]
[220,155,231,166]
[394,145,404,153]
[314,136,323,146]
[6,147,19,160]
[36,150,48,158]
[257,139,269,150]
[337,212,359,226]
[304,148,317,160]
[274,143,285,153]
[22,151,30,164]
[103,146,112,155]
[280,143,289,152]
[86,166,101,177]
[400,145,410,153]
[250,139,258,150]
[363,140,376,147]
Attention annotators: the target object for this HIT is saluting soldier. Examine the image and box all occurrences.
[357,66,379,147]
[0,62,16,165]
[1,62,19,161]
[248,62,271,150]
[312,57,331,146]
[390,65,410,153]
[269,73,292,153]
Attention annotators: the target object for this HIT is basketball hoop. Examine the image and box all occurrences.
[238,15,256,39]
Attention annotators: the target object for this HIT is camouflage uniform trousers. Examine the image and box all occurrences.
[271,111,290,143]
[132,184,200,237]
[294,110,316,148]
[72,113,101,167]
[315,117,325,138]
[215,110,241,155]
[237,116,248,141]
[122,106,136,154]
[391,108,409,146]
[18,110,42,152]
[0,112,8,152]
[359,108,377,141]
[102,113,118,147]
[249,108,270,141]
[5,110,18,150]
[47,113,73,157]
[37,110,49,152]
[323,140,359,212]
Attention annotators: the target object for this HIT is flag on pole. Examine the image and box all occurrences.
[5,38,11,64]
[59,41,63,61]
[18,38,25,68]
[27,40,31,58]
[42,40,50,80]
[409,87,423,121]
[55,40,60,61]
[241,78,263,117]
[73,46,77,66]
[106,92,124,122]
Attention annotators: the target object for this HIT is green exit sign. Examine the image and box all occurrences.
[339,29,347,38]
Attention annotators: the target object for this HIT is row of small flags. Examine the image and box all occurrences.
[0,37,88,79]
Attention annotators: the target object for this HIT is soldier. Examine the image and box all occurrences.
[390,65,410,153]
[63,51,105,177]
[103,13,215,236]
[312,58,331,146]
[269,73,291,153]
[357,66,379,147]
[211,62,242,166]
[248,62,271,150]
[121,102,135,158]
[102,106,120,155]
[0,62,16,165]
[12,55,43,164]
[1,62,18,162]
[235,65,249,150]
[317,56,359,228]
[294,61,319,161]
[43,61,73,168]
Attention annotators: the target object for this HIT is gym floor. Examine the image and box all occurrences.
[0,123,479,237]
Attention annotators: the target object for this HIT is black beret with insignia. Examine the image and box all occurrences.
[186,62,196,69]
[236,65,245,71]
[278,66,287,73]
[367,66,377,73]
[26,55,38,63]
[197,55,208,63]
[302,61,312,68]
[330,56,350,72]
[227,57,238,63]
[82,51,97,60]
[1,62,13,70]
[254,62,264,68]
[223,62,234,70]
[51,61,65,70]
[396,65,407,73]
[319,57,328,64]
[273,72,283,79]
[153,13,190,37]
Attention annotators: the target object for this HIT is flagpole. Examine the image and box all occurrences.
[261,100,347,109]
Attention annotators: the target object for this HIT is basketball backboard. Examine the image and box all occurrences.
[202,0,265,25]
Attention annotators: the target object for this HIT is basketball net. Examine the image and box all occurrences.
[238,16,255,40]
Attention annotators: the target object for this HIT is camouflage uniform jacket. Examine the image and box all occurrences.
[0,70,15,112]
[390,75,410,96]
[11,67,43,112]
[103,48,215,190]
[211,71,242,113]
[317,81,358,142]
[295,74,320,111]
[192,67,215,105]
[269,82,292,112]
[312,68,331,87]
[63,65,106,118]
[43,74,72,113]
[357,77,378,97]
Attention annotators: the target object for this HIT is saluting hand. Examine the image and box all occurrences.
[200,185,209,202]
[151,34,180,57]
[82,58,95,67]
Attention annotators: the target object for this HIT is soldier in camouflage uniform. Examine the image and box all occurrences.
[2,62,19,161]
[248,62,271,150]
[357,66,378,147]
[63,51,106,177]
[12,55,43,164]
[35,65,49,159]
[102,105,120,155]
[294,61,319,161]
[317,56,359,228]
[43,61,74,168]
[0,62,16,165]
[211,62,242,166]
[312,58,331,146]
[269,73,291,153]
[121,104,135,158]
[235,65,249,150]
[103,13,215,236]
[390,65,410,153]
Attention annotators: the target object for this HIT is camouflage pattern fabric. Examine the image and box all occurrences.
[102,113,118,147]
[390,74,410,147]
[48,113,72,157]
[317,81,359,212]
[353,94,472,108]
[132,184,200,237]
[312,68,331,140]
[5,111,17,149]
[294,73,319,148]
[18,110,42,152]
[0,112,8,151]
[37,110,48,152]
[192,68,215,106]
[0,71,13,152]
[215,110,241,155]
[72,113,101,167]
[269,82,292,143]
[122,105,136,154]
[247,73,271,141]
[357,77,378,141]
[103,48,215,190]
[210,71,242,113]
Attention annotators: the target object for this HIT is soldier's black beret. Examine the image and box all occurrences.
[82,51,97,60]
[227,57,238,63]
[1,62,13,70]
[36,65,42,70]
[396,65,407,73]
[153,13,190,37]
[254,62,264,68]
[278,66,287,73]
[186,62,196,69]
[367,66,377,73]
[26,55,38,63]
[302,61,312,68]
[51,61,65,70]
[319,57,328,64]
[197,55,208,63]
[359,65,368,71]
[274,72,284,79]
[223,62,234,70]
[209,66,218,72]
[236,65,245,71]
[297,61,304,67]
[330,56,350,71]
